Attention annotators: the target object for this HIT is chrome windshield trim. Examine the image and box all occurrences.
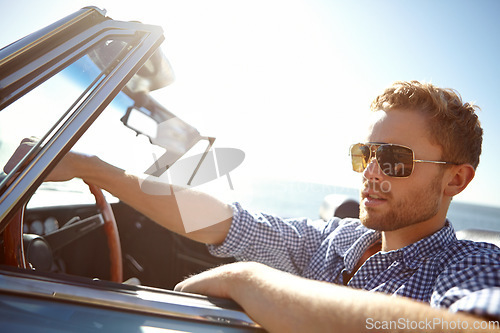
[0,271,261,329]
[0,7,106,68]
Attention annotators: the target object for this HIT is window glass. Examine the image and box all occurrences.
[0,38,130,177]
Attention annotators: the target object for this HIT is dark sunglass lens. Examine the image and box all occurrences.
[359,145,371,160]
[377,145,414,177]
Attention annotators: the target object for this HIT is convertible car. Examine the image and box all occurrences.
[2,6,500,333]
[0,6,263,332]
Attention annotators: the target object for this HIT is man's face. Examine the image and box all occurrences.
[359,109,447,231]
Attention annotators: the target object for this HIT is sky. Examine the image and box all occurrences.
[1,0,499,208]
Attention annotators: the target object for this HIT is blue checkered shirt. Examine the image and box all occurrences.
[208,202,500,319]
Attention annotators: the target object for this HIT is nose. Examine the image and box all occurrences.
[362,156,383,181]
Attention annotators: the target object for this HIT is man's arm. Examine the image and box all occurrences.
[175,262,499,333]
[74,154,232,244]
[4,139,232,244]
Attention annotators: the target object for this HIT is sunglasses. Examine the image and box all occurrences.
[349,142,457,178]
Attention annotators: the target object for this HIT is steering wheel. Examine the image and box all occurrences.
[4,182,123,283]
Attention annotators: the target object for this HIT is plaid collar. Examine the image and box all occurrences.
[341,220,457,272]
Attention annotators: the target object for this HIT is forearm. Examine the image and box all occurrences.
[67,154,232,244]
[235,274,492,333]
[176,262,498,333]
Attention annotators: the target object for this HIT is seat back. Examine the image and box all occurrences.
[455,229,500,248]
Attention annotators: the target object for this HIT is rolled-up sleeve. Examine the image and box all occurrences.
[432,246,500,319]
[449,288,500,318]
[207,202,338,275]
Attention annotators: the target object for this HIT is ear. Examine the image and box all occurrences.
[443,164,475,197]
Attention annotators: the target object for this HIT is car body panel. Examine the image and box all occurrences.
[0,266,261,331]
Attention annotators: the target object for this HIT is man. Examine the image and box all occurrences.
[5,81,500,332]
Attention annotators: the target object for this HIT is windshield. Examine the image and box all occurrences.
[0,35,172,207]
[0,28,217,210]
[0,37,140,175]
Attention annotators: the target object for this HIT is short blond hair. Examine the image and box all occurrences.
[370,81,483,169]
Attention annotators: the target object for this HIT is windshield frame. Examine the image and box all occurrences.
[0,8,164,232]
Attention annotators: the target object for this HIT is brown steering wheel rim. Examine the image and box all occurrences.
[4,183,123,283]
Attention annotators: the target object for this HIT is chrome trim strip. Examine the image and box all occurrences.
[0,8,103,67]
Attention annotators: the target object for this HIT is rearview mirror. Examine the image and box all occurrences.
[121,104,215,180]
[89,41,175,93]
[122,106,158,139]
[125,47,175,93]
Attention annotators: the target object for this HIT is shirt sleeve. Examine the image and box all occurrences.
[207,202,339,275]
[431,243,500,319]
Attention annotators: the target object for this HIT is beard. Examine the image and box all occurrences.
[359,172,443,231]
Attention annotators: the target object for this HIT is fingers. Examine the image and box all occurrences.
[173,271,217,296]
[2,137,81,182]
[173,264,237,298]
[173,262,263,299]
[20,137,39,145]
[174,280,187,292]
[3,137,39,174]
